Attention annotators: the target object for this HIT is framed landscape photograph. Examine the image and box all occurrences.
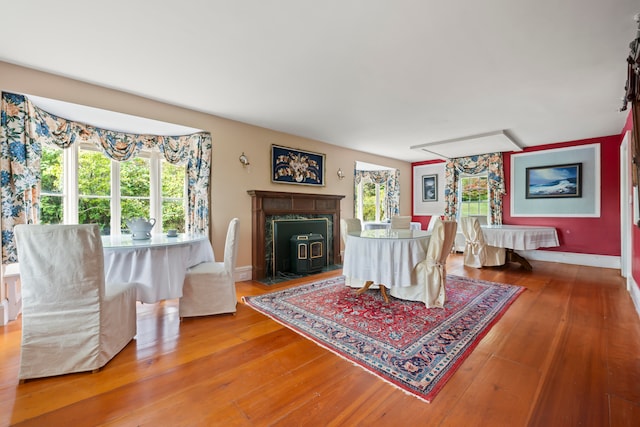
[422,174,438,202]
[525,163,582,199]
[271,145,325,186]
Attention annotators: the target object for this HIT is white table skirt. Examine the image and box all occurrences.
[342,230,430,288]
[102,234,214,303]
[481,225,559,250]
[363,221,422,231]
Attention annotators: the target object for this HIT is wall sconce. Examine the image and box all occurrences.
[239,152,250,167]
[337,168,345,180]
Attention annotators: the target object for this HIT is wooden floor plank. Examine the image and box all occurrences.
[444,355,541,426]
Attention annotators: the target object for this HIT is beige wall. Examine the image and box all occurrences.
[1,61,412,271]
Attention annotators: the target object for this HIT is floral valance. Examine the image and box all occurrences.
[0,91,212,263]
[443,152,505,224]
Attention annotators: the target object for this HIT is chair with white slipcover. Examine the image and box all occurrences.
[460,217,506,268]
[179,218,239,318]
[340,218,362,246]
[426,215,441,231]
[390,215,411,229]
[390,219,458,308]
[14,224,137,381]
[454,215,487,252]
[340,218,362,262]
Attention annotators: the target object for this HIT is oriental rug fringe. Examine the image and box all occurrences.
[242,275,524,403]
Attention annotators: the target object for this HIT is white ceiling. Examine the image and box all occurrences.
[1,1,637,162]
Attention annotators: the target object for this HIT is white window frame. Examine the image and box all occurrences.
[45,142,186,234]
[457,172,489,221]
[356,179,385,223]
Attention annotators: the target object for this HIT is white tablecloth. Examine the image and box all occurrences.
[481,225,559,251]
[342,229,431,288]
[102,234,214,303]
[363,221,422,231]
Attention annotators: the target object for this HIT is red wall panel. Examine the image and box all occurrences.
[502,135,622,256]
[413,134,623,256]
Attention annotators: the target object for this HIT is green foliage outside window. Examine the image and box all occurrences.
[119,156,150,233]
[39,145,186,233]
[361,182,386,222]
[79,150,112,231]
[459,175,488,216]
[161,162,186,232]
[40,146,63,224]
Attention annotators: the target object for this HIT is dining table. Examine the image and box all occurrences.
[101,233,214,303]
[480,224,559,270]
[342,228,431,301]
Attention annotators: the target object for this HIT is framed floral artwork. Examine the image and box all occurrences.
[271,145,325,186]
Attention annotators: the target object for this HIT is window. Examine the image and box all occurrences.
[119,154,150,232]
[161,160,187,232]
[458,173,489,219]
[40,143,187,234]
[40,145,64,224]
[356,179,387,222]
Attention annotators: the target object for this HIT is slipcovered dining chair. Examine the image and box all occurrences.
[339,218,362,246]
[454,216,486,252]
[390,215,412,229]
[14,224,137,381]
[426,215,441,231]
[340,218,362,262]
[390,219,458,308]
[179,218,239,318]
[460,217,506,268]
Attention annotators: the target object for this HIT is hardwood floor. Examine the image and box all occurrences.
[1,254,640,426]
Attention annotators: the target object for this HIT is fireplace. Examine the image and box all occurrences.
[247,190,345,280]
[289,233,325,274]
[272,218,328,276]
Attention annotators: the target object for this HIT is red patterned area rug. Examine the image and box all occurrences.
[243,275,524,403]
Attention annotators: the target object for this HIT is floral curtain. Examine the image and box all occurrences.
[354,169,400,220]
[0,93,40,264]
[443,152,505,224]
[0,91,212,263]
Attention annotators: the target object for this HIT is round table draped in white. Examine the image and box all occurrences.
[342,229,431,289]
[102,233,214,303]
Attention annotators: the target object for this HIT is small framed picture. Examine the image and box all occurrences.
[422,174,438,202]
[525,163,582,199]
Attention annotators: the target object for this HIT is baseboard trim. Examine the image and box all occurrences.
[235,265,253,282]
[518,250,620,269]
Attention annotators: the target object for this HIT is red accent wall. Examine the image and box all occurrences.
[502,135,622,256]
[412,135,623,256]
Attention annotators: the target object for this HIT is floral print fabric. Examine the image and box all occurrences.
[0,92,212,263]
[444,152,505,224]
